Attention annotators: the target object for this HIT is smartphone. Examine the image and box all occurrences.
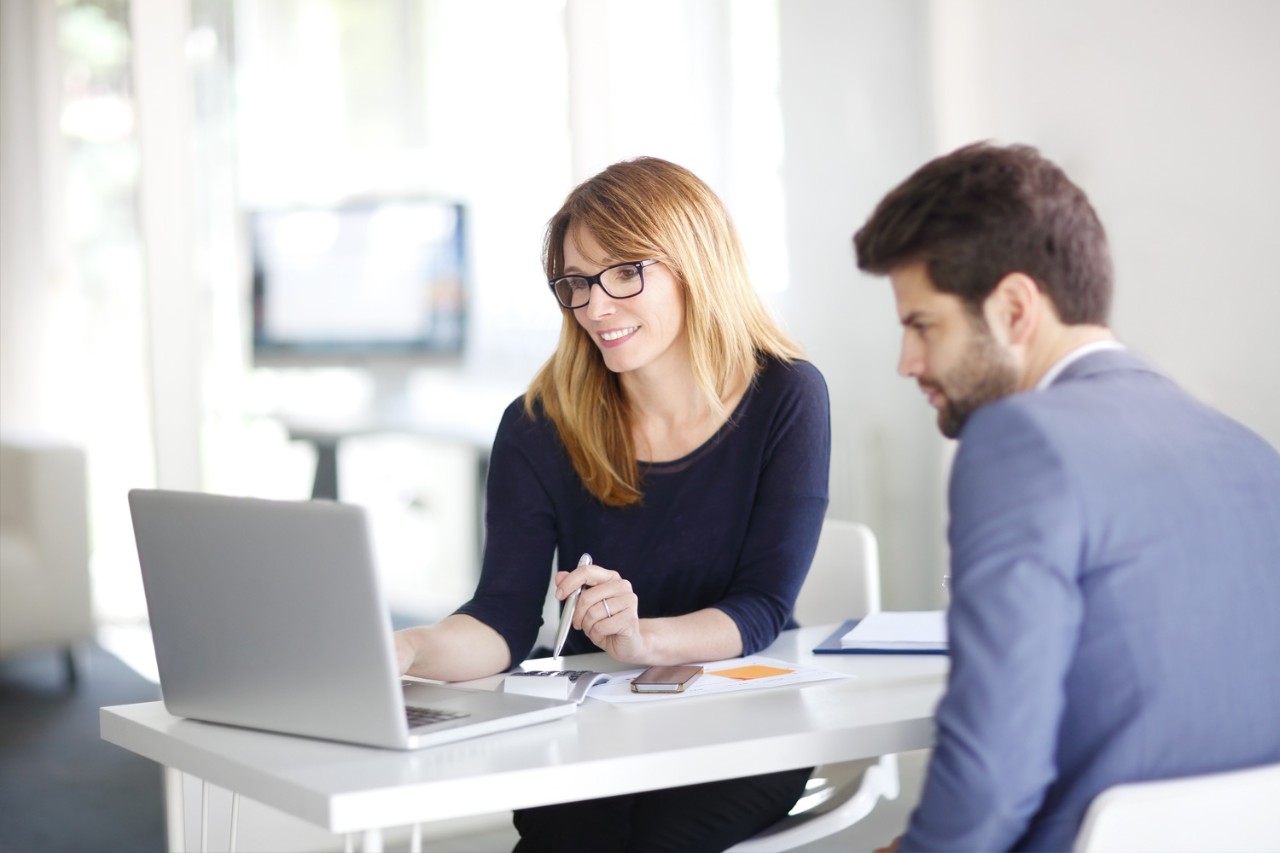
[630,664,704,693]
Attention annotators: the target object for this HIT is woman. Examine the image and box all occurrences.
[396,156,830,852]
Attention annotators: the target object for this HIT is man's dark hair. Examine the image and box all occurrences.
[853,142,1113,324]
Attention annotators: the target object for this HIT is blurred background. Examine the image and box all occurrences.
[4,0,1279,640]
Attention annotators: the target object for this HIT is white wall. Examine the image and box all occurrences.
[0,0,63,434]
[933,0,1280,450]
[774,0,1280,609]
[775,0,950,609]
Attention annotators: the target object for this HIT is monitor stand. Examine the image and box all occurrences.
[285,366,416,501]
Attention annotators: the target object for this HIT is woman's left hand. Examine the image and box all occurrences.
[554,561,645,662]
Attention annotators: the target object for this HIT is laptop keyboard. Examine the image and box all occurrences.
[405,705,470,728]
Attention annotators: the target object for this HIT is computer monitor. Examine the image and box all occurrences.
[249,198,467,395]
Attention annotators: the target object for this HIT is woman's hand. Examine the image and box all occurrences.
[394,630,416,675]
[392,616,511,682]
[555,561,645,663]
[555,563,744,665]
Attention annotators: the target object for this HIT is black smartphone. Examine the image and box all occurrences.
[630,664,703,693]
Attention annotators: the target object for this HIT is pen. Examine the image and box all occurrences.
[553,553,592,660]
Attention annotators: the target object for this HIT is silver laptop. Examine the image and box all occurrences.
[128,488,576,750]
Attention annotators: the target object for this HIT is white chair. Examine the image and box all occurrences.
[0,432,94,685]
[1073,761,1280,853]
[794,518,881,625]
[729,518,899,852]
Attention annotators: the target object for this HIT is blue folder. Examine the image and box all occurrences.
[812,618,949,655]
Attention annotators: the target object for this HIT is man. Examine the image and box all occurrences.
[853,142,1280,851]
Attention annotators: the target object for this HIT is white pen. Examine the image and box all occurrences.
[553,553,592,660]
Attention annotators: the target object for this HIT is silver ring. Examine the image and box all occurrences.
[602,599,612,618]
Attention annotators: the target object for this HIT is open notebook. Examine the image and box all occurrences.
[128,489,576,750]
[813,611,949,655]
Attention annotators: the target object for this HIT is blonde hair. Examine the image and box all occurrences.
[526,157,803,507]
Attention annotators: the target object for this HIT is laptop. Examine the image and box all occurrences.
[127,488,576,750]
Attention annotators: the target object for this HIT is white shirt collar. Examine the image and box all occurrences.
[1036,340,1126,391]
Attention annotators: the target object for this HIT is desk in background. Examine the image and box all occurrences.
[100,625,946,851]
[276,378,522,561]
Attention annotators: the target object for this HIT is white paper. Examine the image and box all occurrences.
[840,610,947,649]
[586,655,851,704]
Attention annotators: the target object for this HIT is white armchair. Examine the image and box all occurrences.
[0,432,94,684]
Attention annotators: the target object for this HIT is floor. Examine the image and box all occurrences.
[0,642,166,852]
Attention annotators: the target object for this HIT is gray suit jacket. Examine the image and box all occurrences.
[902,349,1280,851]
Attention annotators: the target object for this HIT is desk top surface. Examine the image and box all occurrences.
[100,624,947,832]
[274,375,524,450]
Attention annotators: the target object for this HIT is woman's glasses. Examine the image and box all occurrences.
[548,260,659,309]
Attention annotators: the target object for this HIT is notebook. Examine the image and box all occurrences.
[127,488,576,750]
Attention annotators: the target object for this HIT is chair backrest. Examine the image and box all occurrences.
[1073,762,1280,852]
[793,518,881,626]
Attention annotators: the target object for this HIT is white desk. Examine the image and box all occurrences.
[275,376,520,502]
[276,379,520,567]
[100,625,946,846]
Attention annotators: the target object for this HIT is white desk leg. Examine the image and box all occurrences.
[361,828,384,852]
[344,834,354,853]
[164,767,185,853]
[410,823,422,853]
[201,779,209,852]
[228,792,239,853]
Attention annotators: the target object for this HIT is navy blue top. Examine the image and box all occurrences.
[455,357,831,663]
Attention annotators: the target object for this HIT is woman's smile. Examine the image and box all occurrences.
[599,325,639,345]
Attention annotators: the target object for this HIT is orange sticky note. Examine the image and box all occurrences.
[708,664,794,680]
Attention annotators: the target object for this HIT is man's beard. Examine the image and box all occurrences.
[925,332,1019,439]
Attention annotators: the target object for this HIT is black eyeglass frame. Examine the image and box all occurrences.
[547,259,660,309]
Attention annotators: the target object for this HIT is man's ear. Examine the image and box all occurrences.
[983,272,1044,346]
